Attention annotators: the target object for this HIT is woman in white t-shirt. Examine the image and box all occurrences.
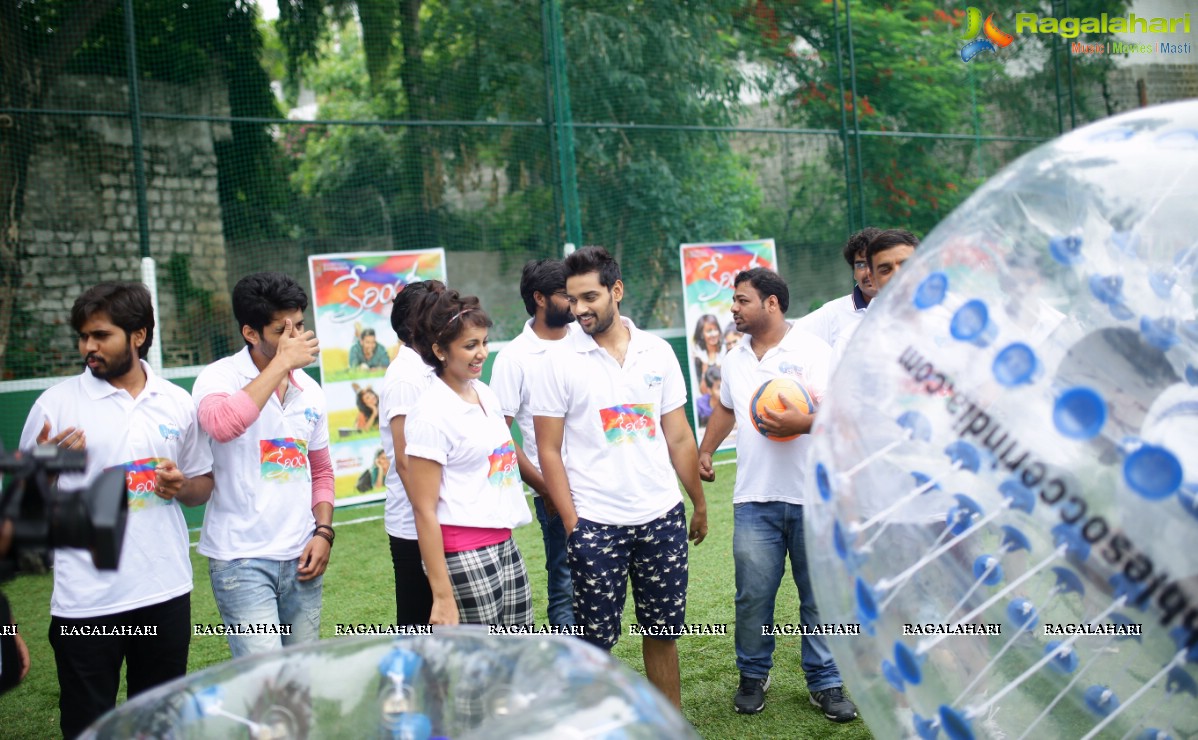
[405,290,534,625]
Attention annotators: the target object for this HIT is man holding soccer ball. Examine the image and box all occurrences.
[697,267,857,723]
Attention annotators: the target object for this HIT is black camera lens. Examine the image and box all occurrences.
[2,447,128,574]
[46,467,128,570]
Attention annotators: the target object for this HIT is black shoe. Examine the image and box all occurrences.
[733,674,770,714]
[809,686,858,723]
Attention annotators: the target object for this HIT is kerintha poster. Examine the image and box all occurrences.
[308,249,447,504]
[679,239,777,449]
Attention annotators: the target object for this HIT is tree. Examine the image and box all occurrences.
[748,0,1133,238]
[279,0,767,325]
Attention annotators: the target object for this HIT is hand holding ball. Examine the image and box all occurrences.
[751,377,814,442]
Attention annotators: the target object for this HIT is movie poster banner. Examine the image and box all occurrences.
[679,239,778,449]
[308,249,447,504]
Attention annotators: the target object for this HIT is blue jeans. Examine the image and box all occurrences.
[208,557,322,659]
[534,496,576,626]
[734,501,841,692]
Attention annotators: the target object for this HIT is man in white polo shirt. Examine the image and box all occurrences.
[20,282,213,738]
[697,268,857,723]
[490,259,577,626]
[193,272,334,657]
[533,246,707,708]
[379,279,441,625]
[794,227,879,347]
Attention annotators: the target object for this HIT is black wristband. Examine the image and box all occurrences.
[313,529,334,547]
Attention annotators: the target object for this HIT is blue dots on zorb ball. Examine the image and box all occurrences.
[913,271,949,309]
[804,101,1198,740]
[815,461,833,502]
[1049,234,1084,265]
[950,299,997,347]
[1123,444,1182,500]
[973,555,1003,585]
[1084,685,1120,717]
[1045,642,1079,674]
[992,343,1039,387]
[1053,386,1107,440]
[1141,316,1179,351]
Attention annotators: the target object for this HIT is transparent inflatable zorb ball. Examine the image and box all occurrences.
[82,628,698,739]
[806,101,1198,740]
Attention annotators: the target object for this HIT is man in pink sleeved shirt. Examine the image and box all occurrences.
[192,272,335,657]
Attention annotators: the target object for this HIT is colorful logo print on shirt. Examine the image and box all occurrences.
[158,424,181,441]
[778,361,805,379]
[260,438,311,483]
[124,457,168,512]
[961,7,1014,62]
[487,440,520,489]
[599,404,657,445]
[304,407,320,424]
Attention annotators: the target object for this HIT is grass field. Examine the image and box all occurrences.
[0,461,873,740]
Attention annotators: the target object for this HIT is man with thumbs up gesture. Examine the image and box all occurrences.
[192,272,334,658]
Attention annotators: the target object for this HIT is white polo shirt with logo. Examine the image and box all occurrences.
[794,285,869,349]
[192,347,329,561]
[530,317,687,526]
[379,344,435,539]
[719,324,832,506]
[489,319,578,478]
[404,378,532,531]
[19,361,213,618]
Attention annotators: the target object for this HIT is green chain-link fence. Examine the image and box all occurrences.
[3,0,1196,444]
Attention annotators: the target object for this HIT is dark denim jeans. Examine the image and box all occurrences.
[734,501,841,692]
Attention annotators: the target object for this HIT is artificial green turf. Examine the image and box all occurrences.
[0,464,873,739]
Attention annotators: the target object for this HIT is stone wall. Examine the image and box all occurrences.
[1103,62,1198,112]
[12,74,233,377]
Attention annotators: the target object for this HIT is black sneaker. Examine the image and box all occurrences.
[733,674,770,714]
[809,686,858,723]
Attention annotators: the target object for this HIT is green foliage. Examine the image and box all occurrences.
[562,1,764,323]
[745,1,982,236]
[987,0,1134,137]
[746,0,1134,237]
[276,0,767,328]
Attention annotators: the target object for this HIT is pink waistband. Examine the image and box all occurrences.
[440,525,511,553]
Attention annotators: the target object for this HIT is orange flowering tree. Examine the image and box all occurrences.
[744,0,1129,237]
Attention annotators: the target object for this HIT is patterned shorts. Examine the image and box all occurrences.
[445,537,532,625]
[567,502,689,649]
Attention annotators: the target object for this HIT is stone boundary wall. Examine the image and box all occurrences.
[13,74,233,377]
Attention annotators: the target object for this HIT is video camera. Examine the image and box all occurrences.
[0,439,128,581]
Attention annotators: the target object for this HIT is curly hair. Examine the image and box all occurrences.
[391,279,445,346]
[411,289,493,373]
[842,227,882,267]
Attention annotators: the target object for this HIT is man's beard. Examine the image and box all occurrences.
[87,342,136,380]
[580,305,615,336]
[545,302,576,329]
